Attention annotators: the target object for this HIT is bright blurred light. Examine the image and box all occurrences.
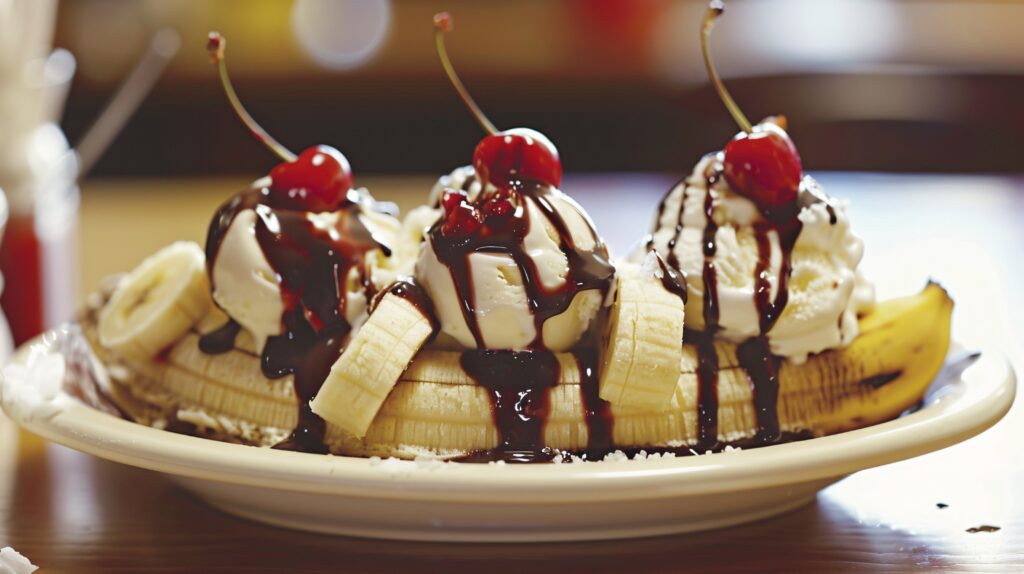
[744,0,899,68]
[651,0,900,84]
[291,0,390,71]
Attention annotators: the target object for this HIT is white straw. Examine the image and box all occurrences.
[75,28,181,178]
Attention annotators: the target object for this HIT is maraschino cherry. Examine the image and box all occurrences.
[701,2,802,213]
[207,32,353,212]
[433,13,562,190]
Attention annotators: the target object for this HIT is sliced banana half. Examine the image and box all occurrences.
[95,282,952,457]
[599,255,686,408]
[311,289,436,437]
[98,241,212,362]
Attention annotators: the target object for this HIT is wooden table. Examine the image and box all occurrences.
[1,174,1021,572]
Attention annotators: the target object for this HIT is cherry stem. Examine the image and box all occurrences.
[701,2,752,134]
[206,32,297,162]
[433,13,498,136]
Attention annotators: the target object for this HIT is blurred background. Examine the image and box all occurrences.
[1,0,1024,348]
[55,0,1024,176]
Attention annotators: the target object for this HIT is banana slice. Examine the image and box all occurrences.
[599,255,686,408]
[98,242,212,362]
[310,288,436,437]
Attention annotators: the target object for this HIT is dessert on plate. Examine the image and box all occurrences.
[82,9,951,462]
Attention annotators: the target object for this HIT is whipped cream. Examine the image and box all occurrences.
[643,154,874,362]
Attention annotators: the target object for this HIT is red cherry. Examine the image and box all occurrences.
[207,33,355,210]
[473,127,562,188]
[432,16,563,190]
[483,200,524,239]
[723,122,802,210]
[441,196,482,237]
[482,195,513,218]
[432,16,562,191]
[268,145,354,212]
[442,188,467,212]
[478,187,515,219]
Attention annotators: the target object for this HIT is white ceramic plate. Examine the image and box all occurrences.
[0,339,1015,542]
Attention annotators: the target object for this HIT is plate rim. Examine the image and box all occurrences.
[1,341,1015,505]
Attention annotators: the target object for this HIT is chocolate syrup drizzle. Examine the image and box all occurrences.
[186,161,850,460]
[370,279,438,329]
[454,350,561,463]
[653,252,688,304]
[201,185,387,452]
[454,347,616,463]
[646,157,843,452]
[576,348,614,460]
[752,223,793,336]
[198,319,240,354]
[694,159,724,451]
[430,180,615,350]
[664,178,688,273]
[430,178,616,461]
[736,337,782,443]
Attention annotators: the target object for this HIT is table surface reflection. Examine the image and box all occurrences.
[1,173,1021,573]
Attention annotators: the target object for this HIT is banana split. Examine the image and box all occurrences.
[84,9,953,462]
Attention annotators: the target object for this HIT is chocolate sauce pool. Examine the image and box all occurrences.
[455,350,561,463]
[198,319,240,354]
[576,348,614,460]
[453,347,616,463]
[201,185,386,452]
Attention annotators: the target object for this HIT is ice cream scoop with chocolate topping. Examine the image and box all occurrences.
[208,180,400,348]
[415,161,614,351]
[203,167,402,452]
[642,151,874,363]
[651,5,877,363]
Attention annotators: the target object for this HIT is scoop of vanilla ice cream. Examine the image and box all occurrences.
[643,154,874,362]
[415,175,607,351]
[335,206,402,327]
[392,204,441,276]
[211,206,284,348]
[210,180,400,347]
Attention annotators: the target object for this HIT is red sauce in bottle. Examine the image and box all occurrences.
[0,214,45,345]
